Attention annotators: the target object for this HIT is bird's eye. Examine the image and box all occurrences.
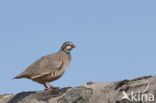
[66,44,71,46]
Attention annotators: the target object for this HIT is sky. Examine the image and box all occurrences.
[0,0,156,94]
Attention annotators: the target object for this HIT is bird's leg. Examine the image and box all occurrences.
[47,82,55,88]
[43,84,49,90]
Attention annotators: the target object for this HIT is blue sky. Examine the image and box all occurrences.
[0,0,156,94]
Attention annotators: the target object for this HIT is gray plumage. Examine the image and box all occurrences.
[15,42,75,88]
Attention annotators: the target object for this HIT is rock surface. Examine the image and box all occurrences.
[0,76,156,103]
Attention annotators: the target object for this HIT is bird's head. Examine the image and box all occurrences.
[60,41,76,53]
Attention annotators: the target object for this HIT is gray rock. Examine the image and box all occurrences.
[1,76,156,103]
[59,86,93,103]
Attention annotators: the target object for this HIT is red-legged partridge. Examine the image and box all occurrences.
[15,42,75,89]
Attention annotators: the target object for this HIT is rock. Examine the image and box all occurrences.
[1,76,156,103]
[58,86,93,103]
[0,95,15,103]
[86,81,96,85]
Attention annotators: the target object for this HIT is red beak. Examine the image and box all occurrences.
[72,44,76,48]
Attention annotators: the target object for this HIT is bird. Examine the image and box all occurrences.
[15,41,75,90]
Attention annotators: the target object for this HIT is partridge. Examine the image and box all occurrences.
[15,42,75,89]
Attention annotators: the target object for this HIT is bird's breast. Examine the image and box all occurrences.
[62,54,71,71]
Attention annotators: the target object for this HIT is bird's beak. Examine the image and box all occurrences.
[72,44,76,48]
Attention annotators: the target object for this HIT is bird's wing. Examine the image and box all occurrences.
[22,53,63,78]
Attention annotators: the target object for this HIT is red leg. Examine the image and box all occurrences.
[47,82,55,88]
[43,84,49,90]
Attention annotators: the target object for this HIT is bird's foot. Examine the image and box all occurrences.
[44,87,53,90]
[43,82,56,90]
[47,82,56,88]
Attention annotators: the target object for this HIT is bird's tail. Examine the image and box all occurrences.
[14,74,23,79]
[14,73,30,79]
